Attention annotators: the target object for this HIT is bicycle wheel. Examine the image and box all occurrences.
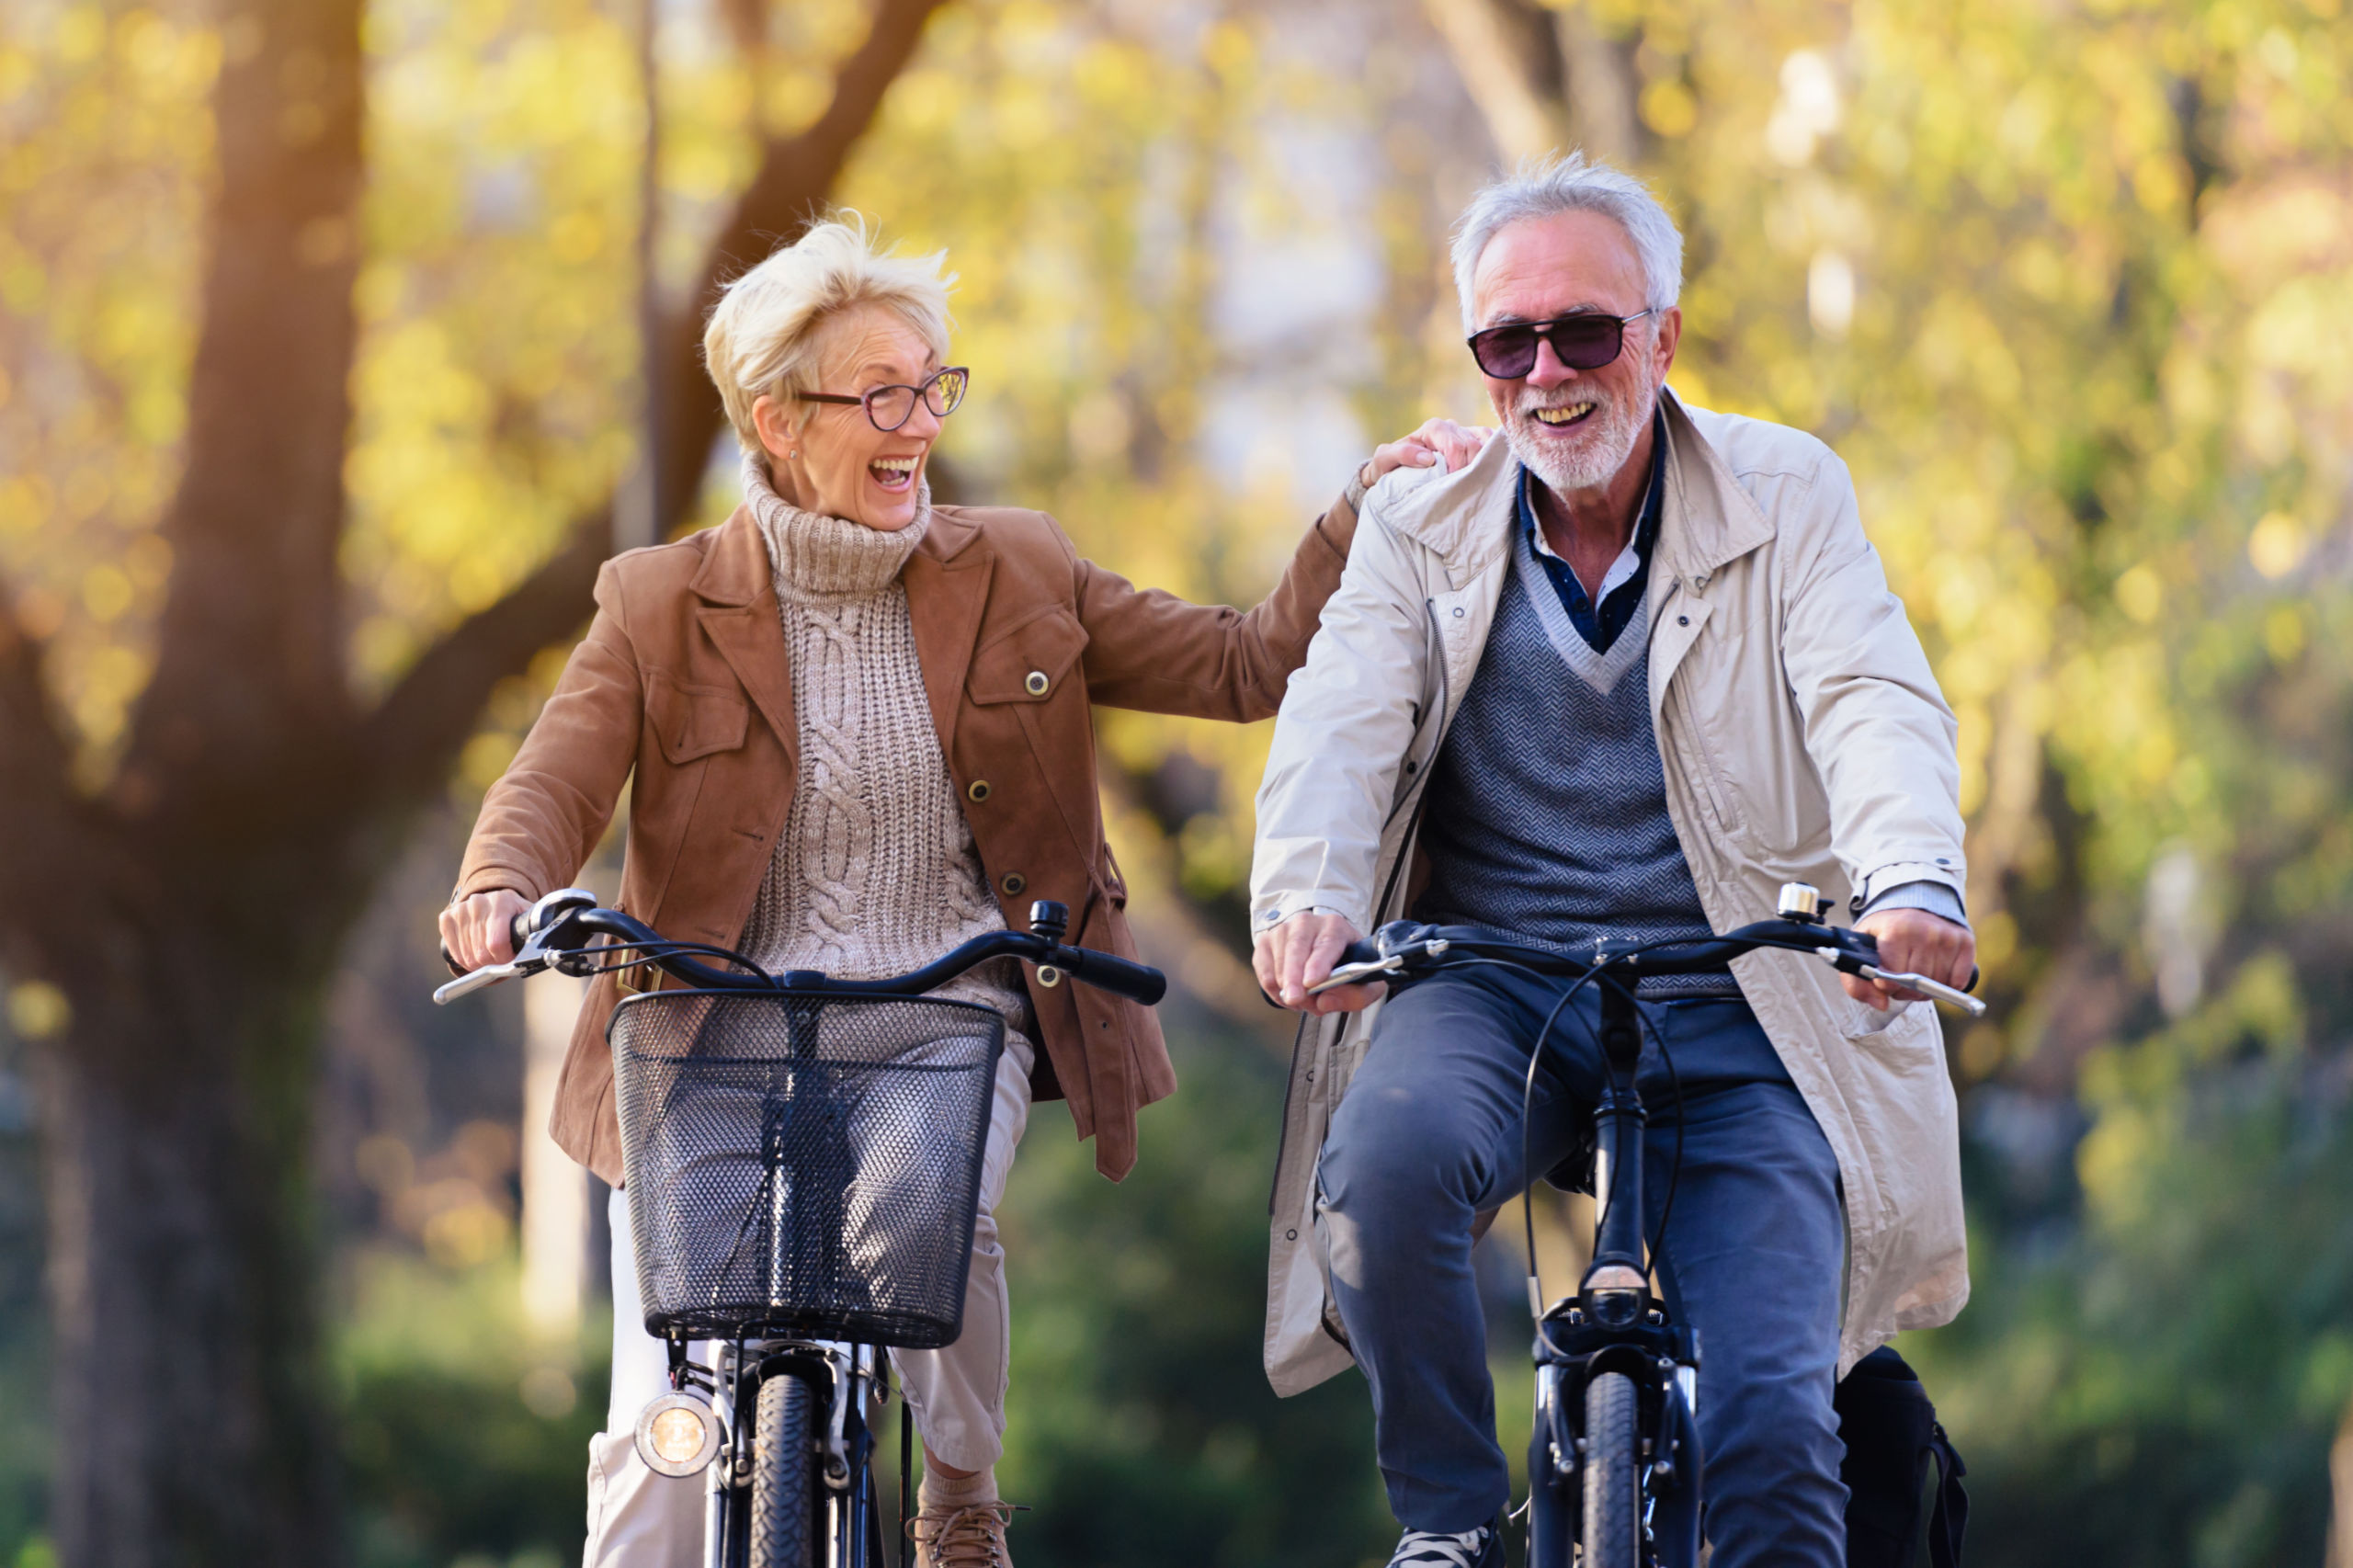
[1582,1370,1641,1568]
[748,1371,819,1568]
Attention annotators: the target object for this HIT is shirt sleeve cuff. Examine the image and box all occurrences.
[1252,900,1362,934]
[1859,880,1969,928]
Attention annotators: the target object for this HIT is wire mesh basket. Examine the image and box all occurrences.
[610,989,1005,1348]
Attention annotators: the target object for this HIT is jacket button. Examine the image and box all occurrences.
[1024,670,1050,697]
[967,779,992,802]
[1035,964,1063,988]
[1677,615,1689,626]
[1002,872,1027,896]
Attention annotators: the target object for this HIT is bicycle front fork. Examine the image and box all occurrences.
[1525,1316,1702,1568]
[701,1338,893,1568]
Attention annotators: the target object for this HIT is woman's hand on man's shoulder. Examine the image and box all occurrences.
[1358,419,1494,495]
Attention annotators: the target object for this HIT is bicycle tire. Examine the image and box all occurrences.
[748,1371,818,1568]
[1582,1370,1641,1568]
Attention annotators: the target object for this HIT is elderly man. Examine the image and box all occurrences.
[1248,154,1974,1568]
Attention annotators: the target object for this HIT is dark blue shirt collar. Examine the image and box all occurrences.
[1517,405,1666,653]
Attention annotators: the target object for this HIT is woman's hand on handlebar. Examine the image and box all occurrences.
[1849,907,1975,1009]
[1253,911,1387,1015]
[441,888,530,971]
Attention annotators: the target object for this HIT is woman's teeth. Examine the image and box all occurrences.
[1533,403,1597,427]
[870,456,918,489]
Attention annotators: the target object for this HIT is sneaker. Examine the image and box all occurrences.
[911,1501,1017,1568]
[1385,1518,1502,1568]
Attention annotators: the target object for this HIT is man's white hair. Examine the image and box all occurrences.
[1449,152,1684,331]
[702,212,955,454]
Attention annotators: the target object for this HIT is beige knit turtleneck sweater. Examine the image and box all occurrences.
[738,457,1027,1025]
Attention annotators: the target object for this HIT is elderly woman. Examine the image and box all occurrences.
[440,216,1483,1568]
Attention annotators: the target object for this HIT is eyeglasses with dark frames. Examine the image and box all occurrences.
[1465,310,1656,380]
[795,366,971,432]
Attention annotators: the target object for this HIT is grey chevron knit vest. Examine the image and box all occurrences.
[1415,524,1736,996]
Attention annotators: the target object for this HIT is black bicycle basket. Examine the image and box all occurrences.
[611,988,1005,1348]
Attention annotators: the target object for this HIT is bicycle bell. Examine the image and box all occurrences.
[1776,882,1827,924]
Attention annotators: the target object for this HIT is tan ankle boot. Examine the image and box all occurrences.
[910,1500,1016,1568]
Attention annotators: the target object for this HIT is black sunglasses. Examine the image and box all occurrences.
[795,366,971,432]
[1466,310,1655,380]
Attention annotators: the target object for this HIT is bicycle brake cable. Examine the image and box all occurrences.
[568,937,776,983]
[1507,942,1703,1350]
[1648,1005,1684,1276]
[1384,932,1717,1342]
[1521,962,1605,1332]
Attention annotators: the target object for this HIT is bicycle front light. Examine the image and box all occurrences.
[634,1392,722,1477]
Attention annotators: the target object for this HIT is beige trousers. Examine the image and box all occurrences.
[582,1036,1034,1566]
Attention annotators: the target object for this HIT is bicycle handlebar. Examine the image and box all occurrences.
[434,889,1167,1008]
[1313,900,1985,1017]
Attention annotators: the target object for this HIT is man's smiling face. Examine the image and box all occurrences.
[1472,209,1679,495]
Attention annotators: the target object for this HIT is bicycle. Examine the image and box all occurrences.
[436,888,1166,1568]
[1311,881,1984,1568]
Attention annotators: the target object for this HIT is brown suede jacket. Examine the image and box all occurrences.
[454,494,1357,1185]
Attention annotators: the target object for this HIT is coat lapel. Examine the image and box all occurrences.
[902,506,993,758]
[690,510,798,764]
[1648,390,1772,702]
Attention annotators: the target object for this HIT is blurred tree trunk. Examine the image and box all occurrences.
[1423,0,1645,166]
[0,0,947,1561]
[2331,1408,2353,1568]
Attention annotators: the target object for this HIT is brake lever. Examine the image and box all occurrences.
[1816,948,1989,1017]
[1304,954,1404,995]
[1304,936,1451,996]
[432,932,554,1006]
[433,961,522,1005]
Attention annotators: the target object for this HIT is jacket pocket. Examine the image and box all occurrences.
[968,605,1090,705]
[644,671,750,765]
[1838,994,1910,1040]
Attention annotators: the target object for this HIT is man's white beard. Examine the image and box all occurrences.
[1504,377,1655,495]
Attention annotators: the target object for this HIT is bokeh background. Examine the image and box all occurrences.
[3,0,2352,1563]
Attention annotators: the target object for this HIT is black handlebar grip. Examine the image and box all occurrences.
[1058,948,1168,1006]
[1335,938,1382,969]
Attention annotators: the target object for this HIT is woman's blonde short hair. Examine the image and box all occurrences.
[702,213,955,454]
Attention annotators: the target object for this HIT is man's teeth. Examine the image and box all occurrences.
[1534,403,1597,426]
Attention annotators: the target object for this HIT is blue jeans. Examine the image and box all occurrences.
[1317,966,1847,1566]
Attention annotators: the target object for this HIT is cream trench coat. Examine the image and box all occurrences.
[1249,391,1970,1395]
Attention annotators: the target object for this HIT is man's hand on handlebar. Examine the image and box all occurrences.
[1253,911,1387,1015]
[1849,907,1975,1009]
[441,888,530,972]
